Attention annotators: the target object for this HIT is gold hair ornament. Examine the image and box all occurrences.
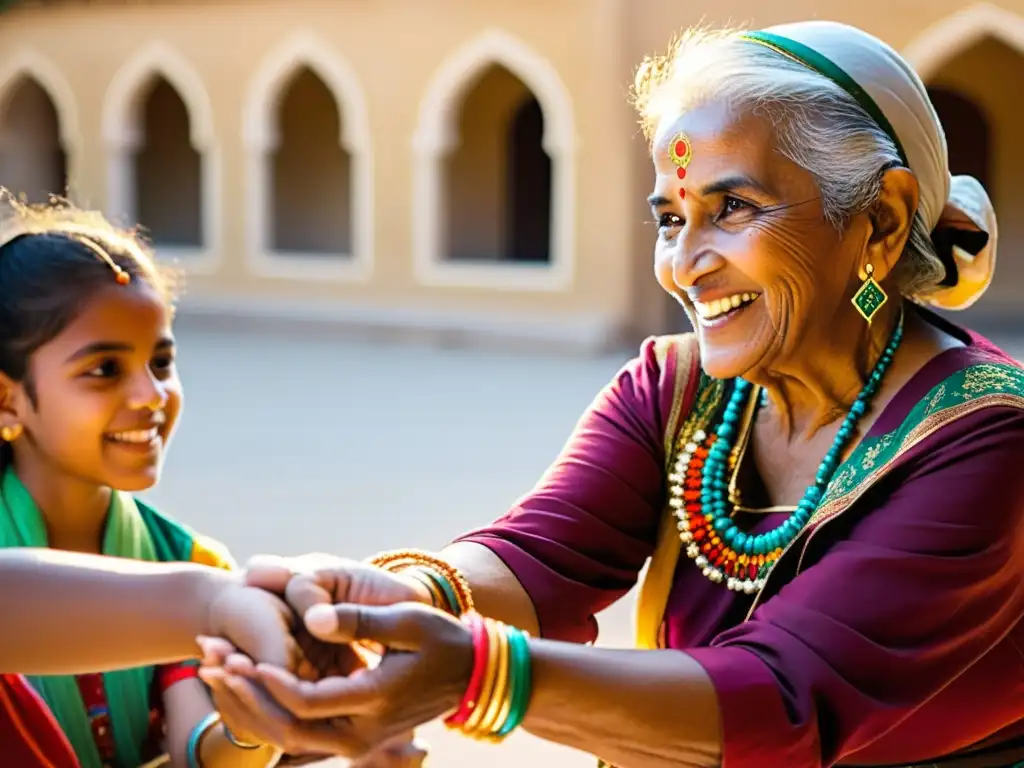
[0,194,132,285]
[73,235,131,285]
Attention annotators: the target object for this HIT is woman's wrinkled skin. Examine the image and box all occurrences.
[650,103,941,425]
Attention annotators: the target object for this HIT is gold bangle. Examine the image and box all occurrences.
[368,549,475,615]
[463,619,501,733]
[474,622,510,738]
[489,646,515,742]
[223,723,262,750]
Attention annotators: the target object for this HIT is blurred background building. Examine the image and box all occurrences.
[0,0,1020,353]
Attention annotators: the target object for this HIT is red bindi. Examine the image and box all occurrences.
[679,188,686,199]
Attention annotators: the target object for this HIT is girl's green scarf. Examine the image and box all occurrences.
[0,469,156,768]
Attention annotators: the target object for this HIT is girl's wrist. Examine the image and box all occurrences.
[195,567,243,644]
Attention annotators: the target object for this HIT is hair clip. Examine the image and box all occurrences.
[75,235,130,285]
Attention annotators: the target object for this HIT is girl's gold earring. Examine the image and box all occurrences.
[1,424,22,442]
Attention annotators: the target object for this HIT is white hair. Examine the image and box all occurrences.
[632,28,945,297]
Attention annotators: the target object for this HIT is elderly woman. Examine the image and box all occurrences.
[202,20,1024,768]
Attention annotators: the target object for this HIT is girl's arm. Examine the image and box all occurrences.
[0,548,294,674]
[163,679,279,768]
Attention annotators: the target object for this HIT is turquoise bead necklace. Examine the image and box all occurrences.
[673,310,904,593]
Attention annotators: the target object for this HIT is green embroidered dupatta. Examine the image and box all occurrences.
[0,468,233,768]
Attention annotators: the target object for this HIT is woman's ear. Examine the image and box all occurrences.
[866,167,920,280]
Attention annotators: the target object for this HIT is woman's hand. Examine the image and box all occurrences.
[198,602,473,758]
[258,602,473,756]
[198,637,429,766]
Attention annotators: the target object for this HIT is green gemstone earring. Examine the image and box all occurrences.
[852,263,887,324]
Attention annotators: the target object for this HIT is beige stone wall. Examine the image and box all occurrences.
[0,0,1021,349]
[0,0,636,349]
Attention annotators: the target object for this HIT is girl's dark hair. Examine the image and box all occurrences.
[0,193,180,394]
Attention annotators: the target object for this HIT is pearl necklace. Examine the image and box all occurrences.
[669,314,904,593]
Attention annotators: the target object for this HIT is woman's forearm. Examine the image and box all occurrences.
[441,541,540,636]
[0,548,231,674]
[523,640,723,768]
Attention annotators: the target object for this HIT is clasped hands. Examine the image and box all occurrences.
[197,554,476,765]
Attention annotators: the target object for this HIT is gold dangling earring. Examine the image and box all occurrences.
[852,263,888,325]
[0,424,22,442]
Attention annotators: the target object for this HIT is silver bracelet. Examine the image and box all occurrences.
[223,723,262,751]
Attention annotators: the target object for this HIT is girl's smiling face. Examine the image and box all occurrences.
[7,281,182,493]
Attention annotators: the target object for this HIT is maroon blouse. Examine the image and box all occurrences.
[455,325,1024,767]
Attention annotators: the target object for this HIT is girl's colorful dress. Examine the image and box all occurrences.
[0,470,232,768]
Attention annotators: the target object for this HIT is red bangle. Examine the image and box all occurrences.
[158,662,199,692]
[444,613,489,726]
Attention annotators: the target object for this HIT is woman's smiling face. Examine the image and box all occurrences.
[650,100,873,380]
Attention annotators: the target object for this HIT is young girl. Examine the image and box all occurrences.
[0,196,280,768]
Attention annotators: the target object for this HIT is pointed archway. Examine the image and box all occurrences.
[0,76,66,202]
[0,50,80,199]
[270,67,352,255]
[927,86,991,188]
[102,42,219,269]
[413,30,576,290]
[242,32,372,281]
[505,96,552,263]
[912,26,1024,312]
[133,76,203,247]
[445,65,551,265]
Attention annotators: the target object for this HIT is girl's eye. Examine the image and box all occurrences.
[85,360,120,379]
[151,355,175,376]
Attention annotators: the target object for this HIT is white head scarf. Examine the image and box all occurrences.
[745,21,996,310]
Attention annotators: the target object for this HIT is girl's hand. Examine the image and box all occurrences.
[243,553,434,612]
[202,574,301,671]
[244,553,436,660]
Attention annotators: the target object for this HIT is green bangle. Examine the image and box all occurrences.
[418,566,462,615]
[499,627,532,736]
